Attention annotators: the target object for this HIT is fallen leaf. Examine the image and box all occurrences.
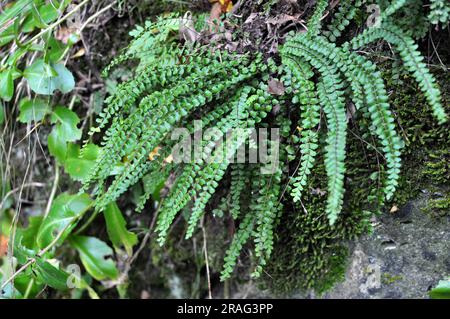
[148,146,161,161]
[55,27,77,44]
[244,13,259,24]
[208,2,223,32]
[163,154,173,165]
[71,48,85,59]
[311,187,326,196]
[266,14,303,26]
[268,79,285,95]
[219,0,233,12]
[390,205,399,213]
[179,11,201,43]
[0,234,8,257]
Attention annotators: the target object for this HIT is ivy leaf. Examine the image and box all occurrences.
[104,202,137,256]
[34,259,70,291]
[18,98,50,123]
[64,143,100,181]
[0,69,14,101]
[24,59,75,95]
[70,236,119,281]
[36,193,92,249]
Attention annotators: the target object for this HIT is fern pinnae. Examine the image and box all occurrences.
[282,36,348,224]
[307,0,329,36]
[304,36,402,200]
[381,0,408,21]
[323,0,361,42]
[282,56,320,203]
[220,210,255,281]
[229,164,249,219]
[185,88,275,239]
[348,22,447,124]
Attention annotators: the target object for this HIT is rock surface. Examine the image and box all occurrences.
[324,197,449,299]
[232,196,449,299]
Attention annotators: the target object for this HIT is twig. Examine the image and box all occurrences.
[78,1,116,33]
[44,163,59,218]
[0,182,46,211]
[1,221,73,291]
[201,217,212,299]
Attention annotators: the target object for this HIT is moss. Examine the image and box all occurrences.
[382,273,403,285]
[263,65,449,296]
[262,128,379,295]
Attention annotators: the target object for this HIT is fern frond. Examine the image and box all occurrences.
[220,209,255,281]
[323,0,361,42]
[298,36,402,201]
[251,145,283,278]
[282,57,320,203]
[381,0,408,20]
[282,36,348,225]
[348,22,448,124]
[429,0,450,25]
[307,0,328,36]
[229,164,249,219]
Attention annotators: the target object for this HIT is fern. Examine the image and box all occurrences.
[381,0,408,20]
[307,0,329,36]
[322,0,362,42]
[348,22,448,124]
[220,208,255,281]
[282,57,320,203]
[429,0,450,25]
[81,4,448,284]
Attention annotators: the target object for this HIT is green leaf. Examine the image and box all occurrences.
[0,26,16,47]
[13,271,45,298]
[64,143,100,181]
[104,202,137,256]
[0,283,23,299]
[34,259,70,291]
[11,230,37,264]
[48,127,68,162]
[429,279,450,299]
[0,103,4,125]
[47,37,67,63]
[50,106,82,142]
[0,69,14,101]
[21,216,43,250]
[18,98,50,123]
[70,236,119,281]
[24,59,75,95]
[38,4,59,25]
[36,193,92,249]
[48,107,82,162]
